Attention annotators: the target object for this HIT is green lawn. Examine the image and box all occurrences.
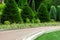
[35,31,60,40]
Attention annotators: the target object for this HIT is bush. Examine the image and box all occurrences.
[26,18,30,23]
[4,21,10,25]
[37,3,50,22]
[1,0,21,23]
[34,18,40,23]
[50,5,57,21]
[18,8,23,23]
[50,19,55,22]
[56,6,60,21]
[21,6,35,22]
[31,18,40,23]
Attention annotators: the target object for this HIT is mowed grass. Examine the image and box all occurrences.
[35,31,60,40]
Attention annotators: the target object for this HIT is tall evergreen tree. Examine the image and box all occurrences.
[1,0,21,23]
[37,3,50,22]
[50,6,57,20]
[21,6,35,22]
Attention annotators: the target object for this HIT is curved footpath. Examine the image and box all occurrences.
[0,26,60,40]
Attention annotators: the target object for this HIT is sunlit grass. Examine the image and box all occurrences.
[35,31,60,40]
[0,22,60,30]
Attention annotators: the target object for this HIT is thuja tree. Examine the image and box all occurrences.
[50,5,57,20]
[56,6,60,21]
[21,6,35,22]
[37,3,50,22]
[1,0,21,23]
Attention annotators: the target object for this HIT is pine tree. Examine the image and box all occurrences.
[1,0,21,23]
[37,3,50,22]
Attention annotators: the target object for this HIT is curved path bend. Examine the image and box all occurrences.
[0,26,60,40]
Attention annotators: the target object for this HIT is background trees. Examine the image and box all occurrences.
[1,0,60,24]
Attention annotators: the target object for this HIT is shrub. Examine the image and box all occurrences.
[34,18,40,23]
[1,0,21,23]
[50,19,55,22]
[31,18,35,23]
[31,18,40,23]
[37,3,50,22]
[56,6,60,21]
[26,18,30,23]
[21,6,35,22]
[50,5,57,21]
[4,21,10,25]
[18,8,23,23]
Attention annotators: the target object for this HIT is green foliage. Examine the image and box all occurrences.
[26,18,30,23]
[52,0,60,6]
[35,0,44,11]
[43,0,52,11]
[31,18,40,23]
[37,3,50,22]
[1,0,21,23]
[4,21,10,25]
[56,6,60,21]
[0,4,5,15]
[21,6,35,22]
[35,31,60,40]
[50,19,55,22]
[31,0,35,11]
[34,18,40,23]
[50,6,57,20]
[4,0,7,3]
[18,0,28,9]
[18,8,23,23]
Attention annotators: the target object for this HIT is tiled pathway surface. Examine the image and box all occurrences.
[0,26,60,40]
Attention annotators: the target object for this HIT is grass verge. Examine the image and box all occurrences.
[35,30,60,40]
[0,22,60,30]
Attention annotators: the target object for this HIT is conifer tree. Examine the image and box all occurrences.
[37,3,50,22]
[50,6,57,20]
[1,0,21,23]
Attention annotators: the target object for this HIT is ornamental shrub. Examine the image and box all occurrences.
[50,5,57,20]
[26,18,30,23]
[21,6,35,22]
[1,0,21,23]
[37,3,50,22]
